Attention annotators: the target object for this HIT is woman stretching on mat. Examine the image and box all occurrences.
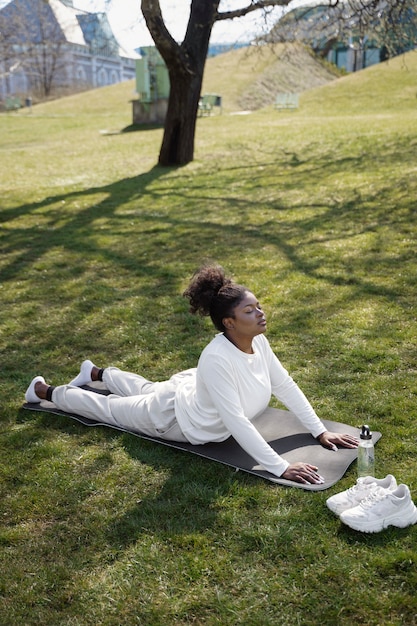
[25,263,358,485]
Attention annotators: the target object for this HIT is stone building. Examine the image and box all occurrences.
[0,0,138,101]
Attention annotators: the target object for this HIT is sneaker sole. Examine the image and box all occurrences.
[342,504,417,533]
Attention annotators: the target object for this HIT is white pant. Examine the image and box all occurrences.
[52,367,192,442]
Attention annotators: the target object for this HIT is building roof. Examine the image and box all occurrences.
[0,0,139,58]
[48,0,85,46]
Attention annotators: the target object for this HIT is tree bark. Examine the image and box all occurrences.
[158,66,202,165]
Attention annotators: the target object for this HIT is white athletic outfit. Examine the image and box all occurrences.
[52,333,326,478]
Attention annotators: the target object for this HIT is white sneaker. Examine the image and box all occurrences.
[326,474,397,516]
[340,484,417,533]
[68,359,96,387]
[25,376,46,403]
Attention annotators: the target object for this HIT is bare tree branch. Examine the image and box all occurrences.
[216,0,290,21]
[266,0,416,57]
[141,0,179,59]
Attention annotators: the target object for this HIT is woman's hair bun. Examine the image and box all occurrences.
[183,263,247,331]
[183,263,231,317]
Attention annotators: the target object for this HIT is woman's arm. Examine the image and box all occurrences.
[266,341,358,450]
[268,353,327,438]
[200,354,322,482]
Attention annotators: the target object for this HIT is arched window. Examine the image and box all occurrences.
[76,66,86,85]
[97,68,107,86]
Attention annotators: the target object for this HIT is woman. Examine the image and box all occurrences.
[26,264,358,485]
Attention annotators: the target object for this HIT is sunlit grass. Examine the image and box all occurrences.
[0,47,417,625]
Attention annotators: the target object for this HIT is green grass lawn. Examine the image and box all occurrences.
[1,48,417,625]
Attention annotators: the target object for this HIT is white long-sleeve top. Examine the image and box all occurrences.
[174,333,326,477]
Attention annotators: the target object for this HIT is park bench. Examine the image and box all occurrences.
[198,93,222,116]
[5,96,21,111]
[275,93,299,111]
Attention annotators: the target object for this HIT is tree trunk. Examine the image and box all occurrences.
[142,0,220,166]
[158,66,203,166]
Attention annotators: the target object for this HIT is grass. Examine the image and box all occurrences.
[1,47,417,625]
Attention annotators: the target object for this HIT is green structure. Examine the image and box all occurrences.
[132,47,170,124]
[135,47,170,102]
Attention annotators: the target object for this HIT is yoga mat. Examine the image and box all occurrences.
[23,383,381,490]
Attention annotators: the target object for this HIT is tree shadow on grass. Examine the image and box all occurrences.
[121,123,164,133]
[1,138,416,623]
[1,152,411,297]
[106,433,240,544]
[1,138,414,388]
[0,164,174,280]
[11,405,255,543]
[1,131,414,291]
[0,141,414,393]
[12,405,410,552]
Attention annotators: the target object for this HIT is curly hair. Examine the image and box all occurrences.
[183,263,247,331]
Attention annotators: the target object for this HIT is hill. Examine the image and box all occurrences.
[6,43,415,121]
[202,42,341,112]
[301,48,417,114]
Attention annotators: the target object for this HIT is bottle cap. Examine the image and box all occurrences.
[360,424,372,440]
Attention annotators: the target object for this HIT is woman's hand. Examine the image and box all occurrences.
[318,431,359,451]
[281,462,324,485]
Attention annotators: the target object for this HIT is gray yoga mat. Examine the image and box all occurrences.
[23,383,381,490]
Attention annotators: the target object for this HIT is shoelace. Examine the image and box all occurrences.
[358,487,388,511]
[346,479,375,498]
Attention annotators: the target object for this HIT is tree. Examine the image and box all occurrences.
[267,0,417,66]
[141,0,416,167]
[0,0,128,100]
[141,0,286,166]
[0,0,67,97]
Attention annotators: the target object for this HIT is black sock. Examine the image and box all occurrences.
[46,386,56,402]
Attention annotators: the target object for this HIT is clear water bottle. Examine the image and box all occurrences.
[357,424,375,478]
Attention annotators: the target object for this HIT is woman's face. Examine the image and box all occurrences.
[224,290,267,338]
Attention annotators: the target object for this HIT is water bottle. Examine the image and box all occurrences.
[357,424,375,478]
